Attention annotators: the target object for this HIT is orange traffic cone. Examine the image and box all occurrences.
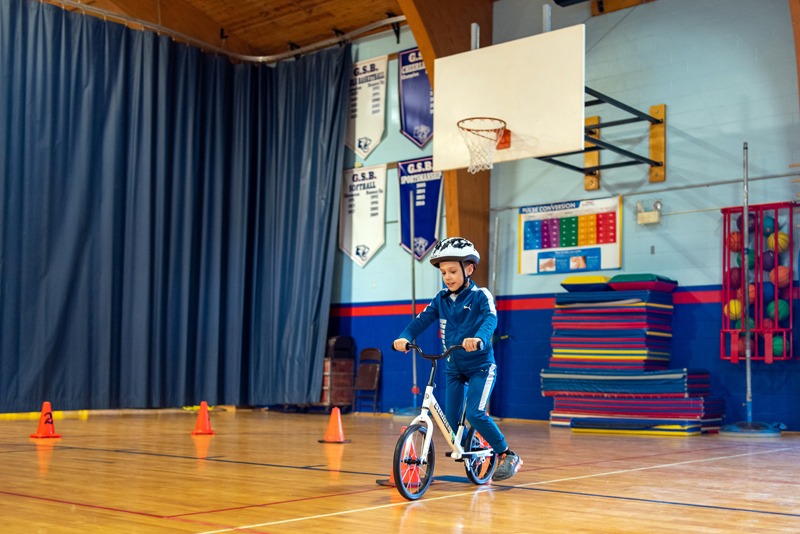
[377,427,421,487]
[191,401,215,435]
[398,434,421,487]
[30,402,61,439]
[318,407,350,443]
[377,427,407,486]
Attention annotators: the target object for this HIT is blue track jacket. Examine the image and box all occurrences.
[399,281,497,372]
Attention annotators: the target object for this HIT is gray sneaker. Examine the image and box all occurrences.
[492,450,522,481]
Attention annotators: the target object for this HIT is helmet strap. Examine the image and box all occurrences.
[452,261,471,295]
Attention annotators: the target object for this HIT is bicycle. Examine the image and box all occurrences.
[390,342,498,501]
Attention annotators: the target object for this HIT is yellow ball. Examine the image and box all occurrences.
[768,231,789,253]
[725,299,742,320]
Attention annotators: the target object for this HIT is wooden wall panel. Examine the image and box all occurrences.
[399,0,493,288]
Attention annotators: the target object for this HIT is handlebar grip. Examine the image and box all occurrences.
[391,342,412,351]
[476,340,484,351]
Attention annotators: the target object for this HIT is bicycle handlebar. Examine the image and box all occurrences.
[391,341,484,360]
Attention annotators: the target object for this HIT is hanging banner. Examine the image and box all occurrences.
[339,164,387,267]
[398,157,443,260]
[345,56,388,159]
[398,48,434,148]
[518,196,622,275]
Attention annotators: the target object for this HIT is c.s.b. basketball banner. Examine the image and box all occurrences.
[345,56,387,159]
[398,157,443,260]
[398,48,433,148]
[339,165,387,267]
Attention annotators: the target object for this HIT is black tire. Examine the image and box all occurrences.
[392,424,435,500]
[463,426,497,485]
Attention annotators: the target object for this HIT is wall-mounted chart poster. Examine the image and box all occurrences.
[518,196,622,275]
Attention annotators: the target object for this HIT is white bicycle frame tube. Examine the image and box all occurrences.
[410,384,494,461]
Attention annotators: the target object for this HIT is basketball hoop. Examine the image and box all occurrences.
[457,118,507,174]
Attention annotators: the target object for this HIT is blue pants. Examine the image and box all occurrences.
[445,364,508,453]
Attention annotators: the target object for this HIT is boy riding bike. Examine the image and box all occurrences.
[393,237,522,482]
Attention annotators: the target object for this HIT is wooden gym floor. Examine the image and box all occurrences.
[2,410,800,533]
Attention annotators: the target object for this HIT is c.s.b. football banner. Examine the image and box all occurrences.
[398,157,443,260]
[339,165,387,267]
[345,56,387,159]
[398,48,433,148]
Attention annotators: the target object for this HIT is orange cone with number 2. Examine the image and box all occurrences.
[30,402,61,439]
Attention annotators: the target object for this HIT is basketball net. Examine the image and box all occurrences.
[457,118,506,174]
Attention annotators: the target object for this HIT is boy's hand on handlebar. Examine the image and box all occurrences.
[463,338,482,352]
[393,338,410,352]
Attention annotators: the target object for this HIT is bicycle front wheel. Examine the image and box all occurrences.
[464,426,497,485]
[392,423,435,500]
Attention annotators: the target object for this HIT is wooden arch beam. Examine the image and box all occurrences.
[397,0,494,288]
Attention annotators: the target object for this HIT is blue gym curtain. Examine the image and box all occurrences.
[0,0,351,411]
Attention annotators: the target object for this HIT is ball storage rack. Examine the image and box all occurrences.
[721,202,794,363]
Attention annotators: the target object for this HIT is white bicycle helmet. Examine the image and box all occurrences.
[430,237,480,294]
[430,237,480,267]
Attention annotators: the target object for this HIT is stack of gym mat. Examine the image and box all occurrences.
[549,397,726,434]
[550,289,674,372]
[543,274,725,436]
[541,368,712,397]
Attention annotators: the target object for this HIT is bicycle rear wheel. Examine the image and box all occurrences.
[464,426,497,485]
[392,423,435,500]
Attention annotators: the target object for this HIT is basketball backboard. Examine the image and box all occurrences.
[432,24,586,172]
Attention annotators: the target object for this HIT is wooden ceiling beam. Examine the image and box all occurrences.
[396,0,494,288]
[104,0,256,56]
[396,0,493,84]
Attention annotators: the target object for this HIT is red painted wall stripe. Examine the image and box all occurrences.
[330,303,428,317]
[497,298,555,311]
[330,287,796,317]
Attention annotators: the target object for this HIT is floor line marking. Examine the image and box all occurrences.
[165,488,386,518]
[512,486,800,518]
[196,446,798,534]
[518,444,736,473]
[0,490,164,518]
[513,446,799,488]
[0,490,270,534]
[46,445,387,476]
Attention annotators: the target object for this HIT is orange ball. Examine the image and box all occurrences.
[737,283,755,304]
[737,336,749,356]
[769,265,792,288]
[728,231,743,253]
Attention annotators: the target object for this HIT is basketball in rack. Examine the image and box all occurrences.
[457,118,509,174]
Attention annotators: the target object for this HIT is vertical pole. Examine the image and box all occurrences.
[410,190,418,408]
[471,23,480,51]
[743,142,752,423]
[543,3,552,33]
[491,216,500,297]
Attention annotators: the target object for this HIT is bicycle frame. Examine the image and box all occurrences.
[409,354,494,462]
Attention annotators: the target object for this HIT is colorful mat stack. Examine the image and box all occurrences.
[542,275,725,436]
[550,290,674,372]
[549,397,726,434]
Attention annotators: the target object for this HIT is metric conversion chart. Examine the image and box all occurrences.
[518,196,622,275]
